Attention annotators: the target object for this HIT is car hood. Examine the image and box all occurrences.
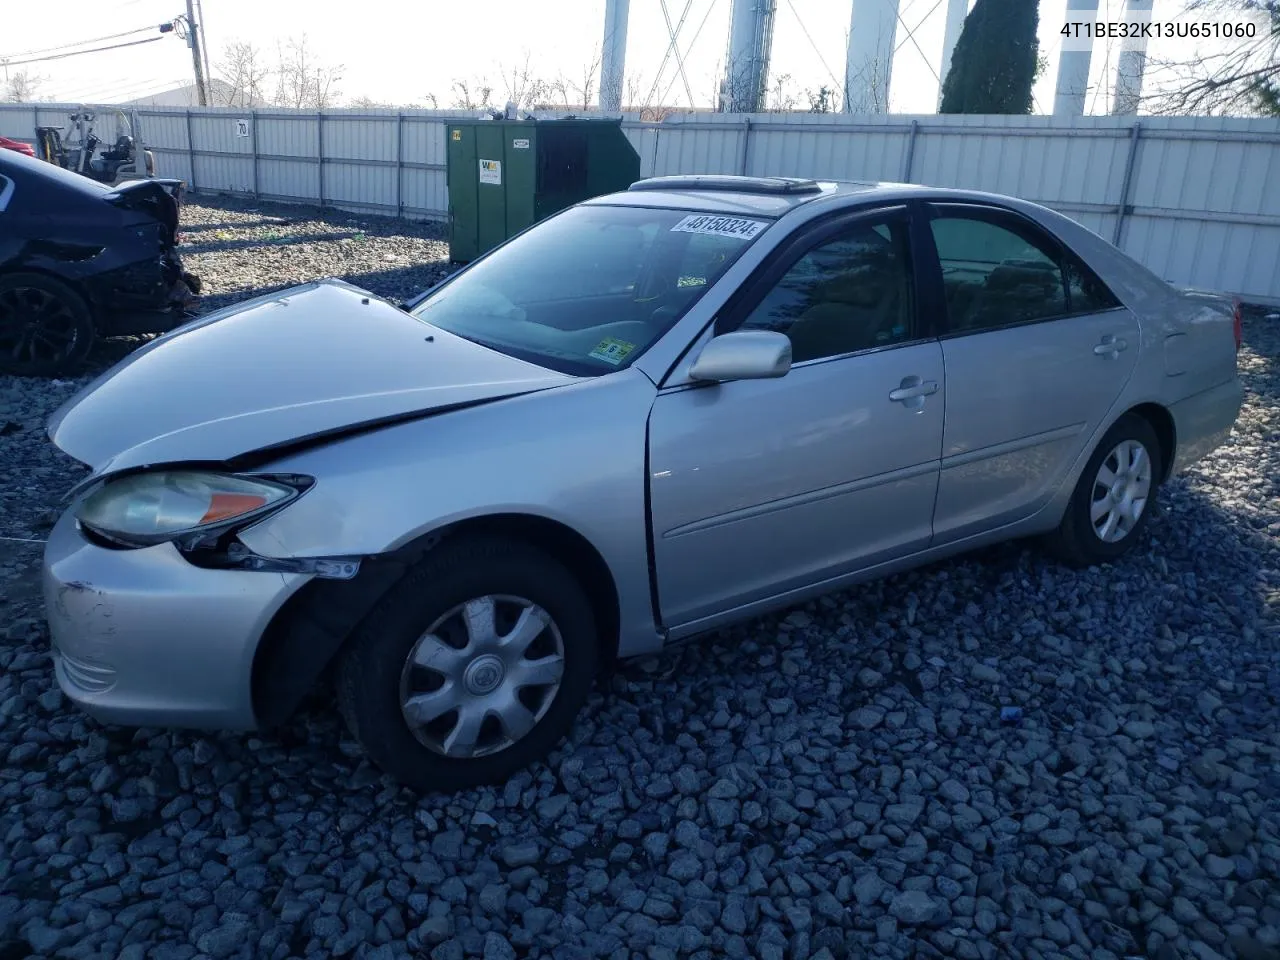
[48,279,578,476]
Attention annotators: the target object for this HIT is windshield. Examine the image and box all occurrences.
[410,204,770,375]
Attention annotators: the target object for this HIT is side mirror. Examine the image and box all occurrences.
[689,330,792,382]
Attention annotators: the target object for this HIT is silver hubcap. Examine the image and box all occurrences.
[399,595,565,759]
[1090,438,1152,543]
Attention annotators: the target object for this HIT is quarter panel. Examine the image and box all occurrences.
[236,369,664,657]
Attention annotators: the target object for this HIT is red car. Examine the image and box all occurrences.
[0,136,36,158]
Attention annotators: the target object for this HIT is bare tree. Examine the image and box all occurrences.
[450,78,493,110]
[4,70,46,103]
[571,48,602,108]
[769,73,798,111]
[349,95,393,108]
[1143,0,1279,115]
[499,52,548,111]
[421,92,439,109]
[215,40,269,107]
[273,35,344,109]
[624,73,647,111]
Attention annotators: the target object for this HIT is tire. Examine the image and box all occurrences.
[1044,412,1162,568]
[335,536,599,793]
[0,272,96,377]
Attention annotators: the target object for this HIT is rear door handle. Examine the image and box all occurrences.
[1094,335,1128,356]
[889,378,939,403]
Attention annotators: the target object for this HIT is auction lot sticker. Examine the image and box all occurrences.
[670,215,767,240]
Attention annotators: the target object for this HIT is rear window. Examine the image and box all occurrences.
[410,205,769,375]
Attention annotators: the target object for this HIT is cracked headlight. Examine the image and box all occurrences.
[76,471,301,547]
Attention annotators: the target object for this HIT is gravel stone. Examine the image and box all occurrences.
[1,198,1277,960]
[890,890,940,925]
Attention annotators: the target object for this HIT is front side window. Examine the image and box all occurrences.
[411,205,766,375]
[0,175,12,213]
[930,215,1068,332]
[734,212,915,363]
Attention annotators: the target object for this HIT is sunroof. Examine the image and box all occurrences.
[628,175,824,196]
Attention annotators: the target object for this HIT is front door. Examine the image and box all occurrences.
[647,205,946,629]
[922,203,1142,543]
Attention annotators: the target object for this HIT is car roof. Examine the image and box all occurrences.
[584,175,1075,222]
[584,176,901,217]
[0,146,113,198]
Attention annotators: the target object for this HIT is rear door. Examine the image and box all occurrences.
[647,204,946,629]
[920,202,1141,544]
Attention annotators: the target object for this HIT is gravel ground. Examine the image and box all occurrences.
[0,196,1277,960]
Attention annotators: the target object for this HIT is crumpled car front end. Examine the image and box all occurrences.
[41,278,580,730]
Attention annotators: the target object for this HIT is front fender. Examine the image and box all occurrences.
[237,368,663,656]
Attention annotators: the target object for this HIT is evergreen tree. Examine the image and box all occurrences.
[939,0,1040,115]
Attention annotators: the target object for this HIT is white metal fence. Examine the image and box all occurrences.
[3,104,1279,302]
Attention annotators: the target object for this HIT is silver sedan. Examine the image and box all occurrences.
[42,176,1244,791]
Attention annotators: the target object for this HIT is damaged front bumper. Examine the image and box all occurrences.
[41,508,307,730]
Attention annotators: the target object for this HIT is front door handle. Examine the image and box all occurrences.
[1093,335,1128,356]
[890,378,942,404]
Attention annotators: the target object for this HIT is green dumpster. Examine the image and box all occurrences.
[445,117,642,263]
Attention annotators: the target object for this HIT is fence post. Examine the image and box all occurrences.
[738,119,752,176]
[31,105,38,145]
[251,109,260,199]
[396,112,404,219]
[184,109,197,192]
[1113,121,1142,247]
[317,111,324,208]
[902,119,919,183]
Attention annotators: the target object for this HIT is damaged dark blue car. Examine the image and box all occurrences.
[0,148,201,376]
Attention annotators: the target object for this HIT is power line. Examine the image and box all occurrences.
[657,0,721,107]
[0,24,165,61]
[1,35,167,69]
[782,0,845,94]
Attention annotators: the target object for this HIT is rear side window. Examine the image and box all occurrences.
[929,215,1067,332]
[929,208,1123,334]
[0,175,12,213]
[1064,253,1122,313]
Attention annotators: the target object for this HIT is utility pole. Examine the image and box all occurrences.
[196,0,213,101]
[184,0,209,106]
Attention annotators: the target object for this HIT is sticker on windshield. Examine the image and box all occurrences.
[670,214,767,240]
[588,338,637,366]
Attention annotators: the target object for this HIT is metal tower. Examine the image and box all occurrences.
[844,0,901,113]
[720,0,778,112]
[1053,0,1101,115]
[599,0,631,112]
[1111,0,1154,115]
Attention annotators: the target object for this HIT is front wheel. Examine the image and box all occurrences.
[335,537,599,792]
[1043,412,1162,568]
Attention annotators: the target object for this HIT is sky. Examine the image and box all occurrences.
[0,0,1261,115]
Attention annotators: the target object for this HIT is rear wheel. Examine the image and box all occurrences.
[0,273,95,377]
[1044,413,1162,567]
[335,536,598,792]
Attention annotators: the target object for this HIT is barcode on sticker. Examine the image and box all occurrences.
[670,215,767,239]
